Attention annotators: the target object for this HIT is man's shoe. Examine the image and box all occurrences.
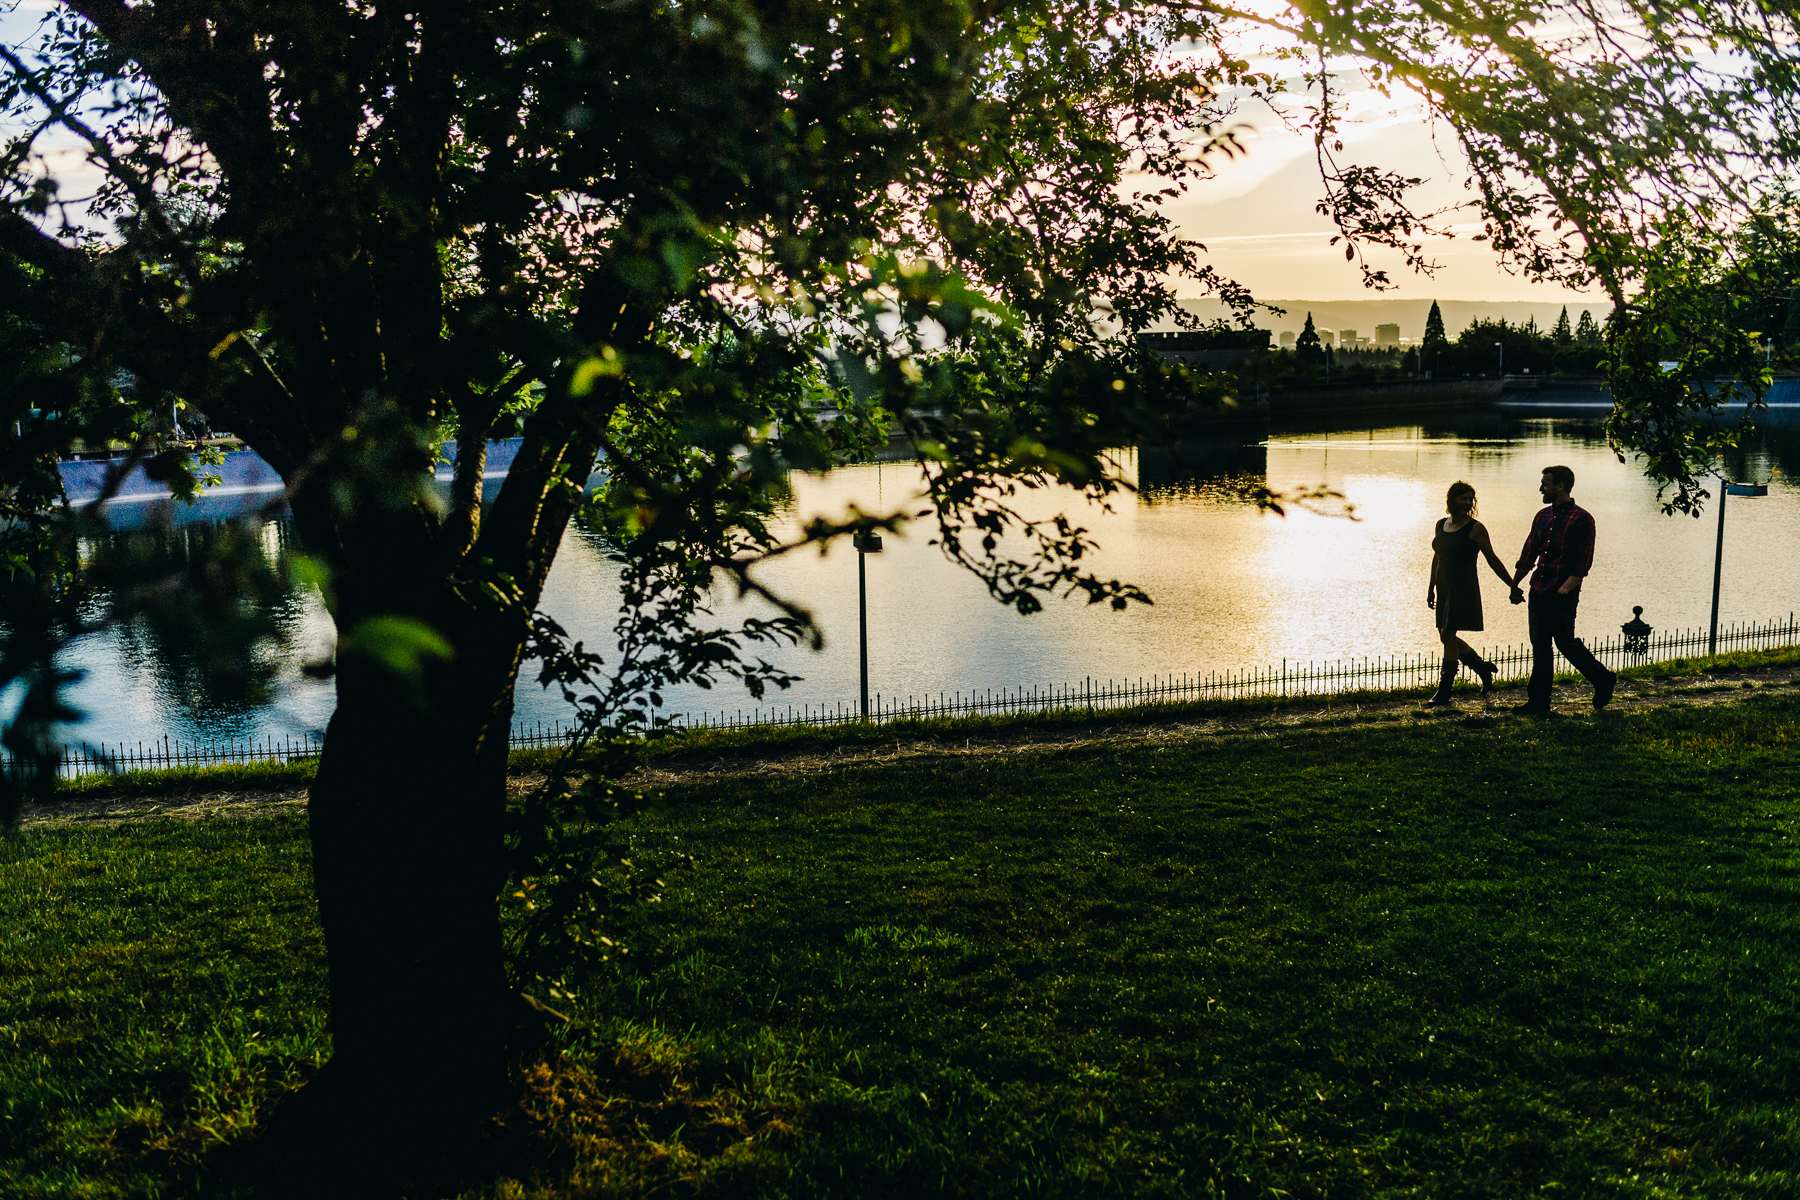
[1593,671,1617,710]
[1511,701,1551,715]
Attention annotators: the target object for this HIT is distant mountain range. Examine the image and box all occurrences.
[1163,297,1614,342]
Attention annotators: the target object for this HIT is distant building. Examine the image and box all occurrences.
[1318,330,1336,347]
[1141,329,1272,368]
[1375,323,1400,348]
[1338,328,1357,348]
[1280,330,1296,348]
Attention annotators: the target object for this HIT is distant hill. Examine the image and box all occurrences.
[1162,298,1613,342]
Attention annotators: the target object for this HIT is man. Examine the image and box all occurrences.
[1509,465,1617,713]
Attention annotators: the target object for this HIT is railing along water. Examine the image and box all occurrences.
[679,611,1800,731]
[9,612,1797,777]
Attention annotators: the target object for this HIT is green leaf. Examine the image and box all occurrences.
[336,616,454,684]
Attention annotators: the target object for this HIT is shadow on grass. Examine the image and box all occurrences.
[6,693,1800,1197]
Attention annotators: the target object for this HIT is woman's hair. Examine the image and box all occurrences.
[1446,480,1477,516]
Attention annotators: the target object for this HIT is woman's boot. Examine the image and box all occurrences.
[1458,649,1498,695]
[1424,658,1458,706]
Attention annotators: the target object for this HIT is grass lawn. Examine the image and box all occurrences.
[0,816,327,1198]
[5,693,1800,1197]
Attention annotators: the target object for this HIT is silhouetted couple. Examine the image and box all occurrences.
[1425,465,1616,712]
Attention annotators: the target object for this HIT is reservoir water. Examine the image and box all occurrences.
[46,407,1800,747]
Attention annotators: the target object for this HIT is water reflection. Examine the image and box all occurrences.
[45,412,1800,744]
[1137,434,1268,506]
[59,518,336,746]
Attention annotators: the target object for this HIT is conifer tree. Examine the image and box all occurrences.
[1576,309,1602,345]
[1421,300,1448,376]
[1295,312,1323,359]
[1553,306,1573,345]
[1422,300,1447,350]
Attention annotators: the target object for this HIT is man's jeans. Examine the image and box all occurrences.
[1527,589,1611,705]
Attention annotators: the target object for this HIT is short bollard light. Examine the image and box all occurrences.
[1621,605,1653,660]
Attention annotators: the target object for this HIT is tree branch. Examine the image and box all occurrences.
[474,272,656,603]
[62,0,280,187]
[0,214,91,278]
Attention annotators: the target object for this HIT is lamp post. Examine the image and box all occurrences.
[1709,478,1768,655]
[854,530,883,718]
[1494,341,1504,378]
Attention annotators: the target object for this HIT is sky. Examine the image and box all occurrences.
[1158,67,1610,307]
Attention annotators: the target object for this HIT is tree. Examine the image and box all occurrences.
[1552,306,1573,346]
[5,0,1799,1187]
[1421,301,1447,351]
[1295,312,1323,359]
[1576,310,1603,346]
[1445,316,1558,377]
[1551,307,1607,374]
[0,0,1259,1181]
[1603,208,1799,509]
[1727,191,1800,360]
[1421,299,1448,378]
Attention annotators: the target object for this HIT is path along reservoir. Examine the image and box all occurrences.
[48,406,1800,747]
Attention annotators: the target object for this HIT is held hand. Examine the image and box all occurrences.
[1509,586,1525,605]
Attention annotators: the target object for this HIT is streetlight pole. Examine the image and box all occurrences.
[1709,478,1727,656]
[855,530,883,718]
[1709,476,1768,655]
[1494,341,1504,378]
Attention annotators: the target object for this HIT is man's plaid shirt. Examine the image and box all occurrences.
[1517,500,1595,594]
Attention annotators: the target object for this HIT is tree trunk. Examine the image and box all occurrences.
[270,582,530,1190]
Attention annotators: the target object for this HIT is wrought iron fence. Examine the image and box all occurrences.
[14,732,326,780]
[9,612,1797,777]
[678,611,1800,731]
[508,719,583,752]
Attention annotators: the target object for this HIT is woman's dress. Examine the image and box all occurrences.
[1432,518,1484,631]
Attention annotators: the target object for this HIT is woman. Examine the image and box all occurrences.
[1425,481,1518,705]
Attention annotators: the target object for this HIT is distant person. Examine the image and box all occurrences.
[1510,465,1617,713]
[1424,481,1517,705]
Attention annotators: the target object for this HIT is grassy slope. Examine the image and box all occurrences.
[5,693,1800,1197]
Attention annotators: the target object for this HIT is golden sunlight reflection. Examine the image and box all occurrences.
[529,418,1800,725]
